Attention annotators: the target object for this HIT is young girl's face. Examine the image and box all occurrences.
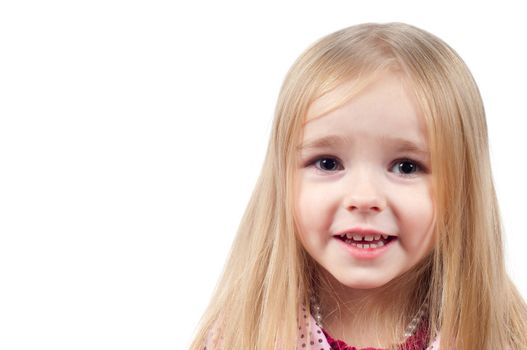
[294,72,436,289]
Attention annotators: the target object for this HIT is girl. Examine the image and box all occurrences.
[189,22,527,349]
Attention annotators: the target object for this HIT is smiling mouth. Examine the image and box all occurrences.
[334,234,397,249]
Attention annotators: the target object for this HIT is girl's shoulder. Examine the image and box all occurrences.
[426,334,440,349]
[296,305,332,349]
[203,317,225,350]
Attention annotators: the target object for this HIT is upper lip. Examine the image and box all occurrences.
[334,227,395,237]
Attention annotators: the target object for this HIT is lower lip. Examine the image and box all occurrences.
[335,237,397,260]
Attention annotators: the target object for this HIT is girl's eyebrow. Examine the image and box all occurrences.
[297,134,429,157]
[297,135,350,151]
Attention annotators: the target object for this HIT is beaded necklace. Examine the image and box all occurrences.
[309,294,429,345]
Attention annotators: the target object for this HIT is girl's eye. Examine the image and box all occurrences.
[310,157,342,172]
[390,159,423,177]
[306,156,425,177]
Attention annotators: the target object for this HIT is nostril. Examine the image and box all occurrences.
[348,205,383,212]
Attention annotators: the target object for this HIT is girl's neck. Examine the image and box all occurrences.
[315,268,426,348]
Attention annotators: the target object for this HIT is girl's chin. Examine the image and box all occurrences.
[337,279,393,290]
[320,267,397,291]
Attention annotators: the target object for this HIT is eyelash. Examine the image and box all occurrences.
[304,155,427,177]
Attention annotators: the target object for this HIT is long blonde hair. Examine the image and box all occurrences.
[189,22,527,350]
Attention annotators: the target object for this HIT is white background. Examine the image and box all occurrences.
[0,1,525,349]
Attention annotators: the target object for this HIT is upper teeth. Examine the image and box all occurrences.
[341,233,388,241]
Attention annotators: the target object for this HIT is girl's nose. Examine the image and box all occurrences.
[343,172,386,213]
[346,195,385,213]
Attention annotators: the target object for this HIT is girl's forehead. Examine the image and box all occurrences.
[300,73,429,149]
[305,72,414,126]
[305,73,419,124]
[304,82,357,125]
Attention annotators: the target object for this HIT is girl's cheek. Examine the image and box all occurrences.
[395,187,435,250]
[295,186,332,237]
